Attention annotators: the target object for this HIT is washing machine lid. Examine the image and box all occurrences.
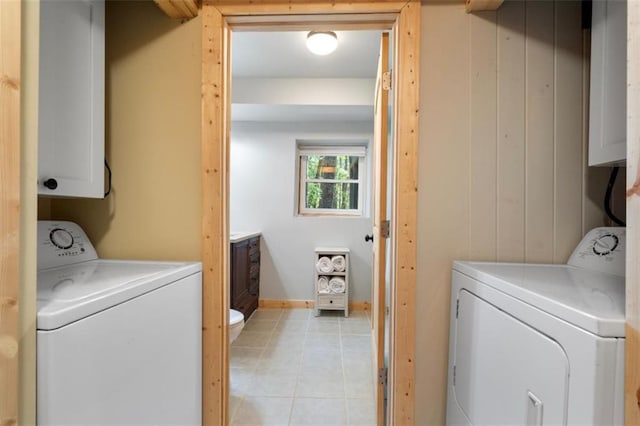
[453,261,625,338]
[37,259,202,330]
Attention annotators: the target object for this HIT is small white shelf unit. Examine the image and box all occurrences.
[314,247,350,317]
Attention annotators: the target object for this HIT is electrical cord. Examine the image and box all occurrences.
[104,158,112,198]
[604,166,625,226]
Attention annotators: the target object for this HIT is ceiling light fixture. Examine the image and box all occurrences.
[306,31,338,56]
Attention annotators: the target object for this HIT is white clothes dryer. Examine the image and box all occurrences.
[37,221,202,425]
[446,227,625,426]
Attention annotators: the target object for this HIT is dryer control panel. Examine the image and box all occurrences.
[38,221,98,270]
[567,227,626,276]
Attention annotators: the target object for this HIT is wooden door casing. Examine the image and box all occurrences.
[201,2,420,424]
[626,1,640,422]
[0,1,21,424]
[372,31,390,426]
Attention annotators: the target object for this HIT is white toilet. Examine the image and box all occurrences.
[229,309,245,343]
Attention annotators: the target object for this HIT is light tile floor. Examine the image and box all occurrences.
[230,308,376,426]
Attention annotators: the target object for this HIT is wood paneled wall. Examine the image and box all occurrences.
[416,1,615,423]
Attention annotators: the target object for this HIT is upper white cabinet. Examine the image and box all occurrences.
[589,0,627,166]
[38,0,105,198]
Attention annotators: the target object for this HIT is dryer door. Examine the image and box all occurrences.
[453,290,569,425]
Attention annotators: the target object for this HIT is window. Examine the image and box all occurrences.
[298,145,366,216]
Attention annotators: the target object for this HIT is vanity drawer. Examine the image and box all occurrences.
[250,264,260,280]
[249,237,260,252]
[317,294,345,308]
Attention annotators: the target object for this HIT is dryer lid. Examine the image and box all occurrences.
[37,259,201,330]
[453,261,625,338]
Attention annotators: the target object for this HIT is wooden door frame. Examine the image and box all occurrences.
[627,1,640,422]
[201,1,419,424]
[0,0,21,424]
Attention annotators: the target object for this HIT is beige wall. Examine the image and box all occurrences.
[50,1,202,261]
[415,0,624,424]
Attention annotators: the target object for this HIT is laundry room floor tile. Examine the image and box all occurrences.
[230,308,376,426]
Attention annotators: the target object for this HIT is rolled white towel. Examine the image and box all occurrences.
[329,277,346,294]
[331,255,346,272]
[316,256,334,273]
[317,276,330,294]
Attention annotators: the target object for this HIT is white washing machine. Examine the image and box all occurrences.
[37,221,202,425]
[446,227,625,426]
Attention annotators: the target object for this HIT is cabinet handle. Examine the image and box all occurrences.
[365,234,374,243]
[526,391,543,426]
[43,178,58,190]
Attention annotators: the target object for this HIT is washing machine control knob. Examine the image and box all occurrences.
[592,233,619,256]
[50,228,74,250]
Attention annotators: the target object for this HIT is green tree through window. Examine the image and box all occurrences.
[301,153,361,213]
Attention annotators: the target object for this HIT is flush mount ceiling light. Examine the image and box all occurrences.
[306,31,338,56]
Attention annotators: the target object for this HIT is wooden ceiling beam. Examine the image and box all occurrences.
[209,1,409,16]
[153,0,199,19]
[465,0,504,13]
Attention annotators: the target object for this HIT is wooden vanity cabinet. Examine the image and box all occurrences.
[231,236,260,319]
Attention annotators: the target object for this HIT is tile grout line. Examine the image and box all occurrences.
[290,309,314,425]
[339,311,349,425]
[287,309,298,426]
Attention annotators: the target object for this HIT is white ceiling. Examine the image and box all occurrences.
[232,30,382,78]
[232,104,375,122]
[231,30,382,121]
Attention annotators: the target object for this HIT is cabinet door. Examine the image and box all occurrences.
[249,263,260,296]
[38,0,105,198]
[248,237,260,297]
[231,241,250,312]
[589,0,626,166]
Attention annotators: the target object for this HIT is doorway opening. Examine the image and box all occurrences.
[200,2,420,425]
[228,29,383,424]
